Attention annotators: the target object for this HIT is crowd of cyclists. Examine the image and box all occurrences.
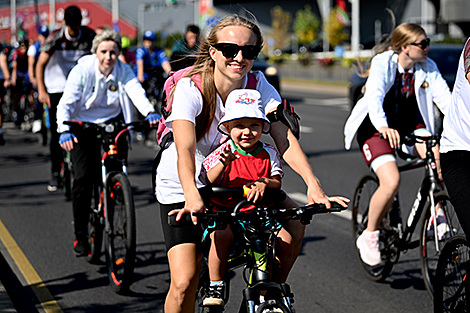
[2,3,470,312]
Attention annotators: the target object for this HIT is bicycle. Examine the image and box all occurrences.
[64,119,151,293]
[188,186,346,313]
[433,235,469,312]
[352,134,461,299]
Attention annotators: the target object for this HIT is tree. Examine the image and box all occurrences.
[293,5,320,44]
[270,6,291,50]
[324,6,349,48]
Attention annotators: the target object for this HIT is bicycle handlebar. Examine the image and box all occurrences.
[379,133,438,148]
[64,119,152,133]
[168,186,346,227]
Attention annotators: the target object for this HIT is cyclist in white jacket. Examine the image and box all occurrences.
[57,29,159,257]
[344,23,451,266]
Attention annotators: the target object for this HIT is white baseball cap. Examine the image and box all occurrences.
[218,89,271,135]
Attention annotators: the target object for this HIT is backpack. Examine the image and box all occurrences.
[151,67,257,200]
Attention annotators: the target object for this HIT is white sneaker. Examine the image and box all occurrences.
[356,230,381,266]
[32,120,42,133]
[427,208,451,241]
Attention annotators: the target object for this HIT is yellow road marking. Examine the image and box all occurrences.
[0,219,63,312]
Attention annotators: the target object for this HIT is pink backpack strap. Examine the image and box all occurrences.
[246,72,257,89]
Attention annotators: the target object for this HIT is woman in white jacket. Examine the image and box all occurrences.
[57,29,160,257]
[344,23,451,266]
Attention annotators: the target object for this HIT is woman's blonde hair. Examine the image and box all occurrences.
[91,29,122,53]
[184,14,263,142]
[390,23,425,53]
[354,22,426,79]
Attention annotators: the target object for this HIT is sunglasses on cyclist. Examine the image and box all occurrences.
[409,38,430,50]
[212,43,261,60]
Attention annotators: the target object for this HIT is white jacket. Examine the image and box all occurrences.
[57,55,154,133]
[344,50,451,150]
[440,38,470,153]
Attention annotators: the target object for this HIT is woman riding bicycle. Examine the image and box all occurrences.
[344,23,451,266]
[154,14,348,313]
[56,29,160,257]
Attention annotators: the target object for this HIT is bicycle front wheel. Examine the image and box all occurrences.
[421,191,462,299]
[352,174,395,282]
[105,172,136,294]
[434,235,469,313]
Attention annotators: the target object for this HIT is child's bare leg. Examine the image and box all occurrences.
[208,225,234,281]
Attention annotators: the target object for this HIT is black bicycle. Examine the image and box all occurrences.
[352,134,461,299]
[433,235,469,313]
[190,186,346,313]
[65,119,150,293]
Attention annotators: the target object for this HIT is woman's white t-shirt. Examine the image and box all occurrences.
[155,71,281,204]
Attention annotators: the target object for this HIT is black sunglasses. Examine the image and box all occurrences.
[409,38,430,50]
[212,43,261,60]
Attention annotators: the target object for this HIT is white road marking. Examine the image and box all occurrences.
[303,97,350,110]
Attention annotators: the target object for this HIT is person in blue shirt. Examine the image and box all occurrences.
[134,30,171,93]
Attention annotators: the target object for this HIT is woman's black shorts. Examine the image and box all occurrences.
[159,201,203,252]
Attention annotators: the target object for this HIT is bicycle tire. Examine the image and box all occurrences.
[434,235,469,313]
[255,300,291,313]
[352,174,395,282]
[105,172,136,294]
[421,191,462,300]
[86,185,104,264]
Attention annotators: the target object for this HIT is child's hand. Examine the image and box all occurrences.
[245,179,268,203]
[219,144,239,167]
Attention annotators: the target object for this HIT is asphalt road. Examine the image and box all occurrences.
[0,82,432,312]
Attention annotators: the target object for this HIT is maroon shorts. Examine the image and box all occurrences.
[360,122,426,167]
[361,132,395,166]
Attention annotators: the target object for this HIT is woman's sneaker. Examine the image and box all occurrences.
[203,285,225,306]
[426,208,451,241]
[356,230,381,266]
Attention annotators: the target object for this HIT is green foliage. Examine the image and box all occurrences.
[324,6,349,48]
[270,6,291,50]
[293,5,320,44]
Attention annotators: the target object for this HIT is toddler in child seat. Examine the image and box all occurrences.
[200,89,284,306]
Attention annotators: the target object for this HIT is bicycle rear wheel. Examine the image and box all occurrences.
[421,191,462,299]
[105,172,136,293]
[434,235,469,313]
[352,174,395,281]
[86,184,104,264]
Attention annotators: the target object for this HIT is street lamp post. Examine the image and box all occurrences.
[350,0,360,55]
[11,0,16,44]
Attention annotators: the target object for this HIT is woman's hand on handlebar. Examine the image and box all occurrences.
[379,126,400,149]
[169,191,205,225]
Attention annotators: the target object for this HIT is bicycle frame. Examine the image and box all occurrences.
[390,136,442,253]
[195,187,345,313]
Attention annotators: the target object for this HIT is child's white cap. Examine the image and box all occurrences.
[218,89,271,135]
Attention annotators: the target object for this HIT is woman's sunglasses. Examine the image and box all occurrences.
[212,43,261,60]
[409,38,431,50]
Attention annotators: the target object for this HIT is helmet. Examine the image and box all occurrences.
[38,25,49,37]
[143,30,157,41]
[121,36,130,49]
